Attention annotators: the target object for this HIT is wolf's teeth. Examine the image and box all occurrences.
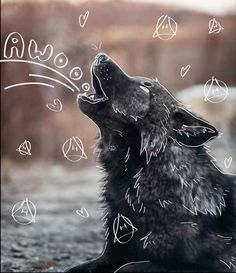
[82,92,87,96]
[90,95,95,99]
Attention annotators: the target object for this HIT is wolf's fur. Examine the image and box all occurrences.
[66,53,236,272]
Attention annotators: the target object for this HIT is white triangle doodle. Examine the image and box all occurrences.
[16,139,32,156]
[209,18,223,34]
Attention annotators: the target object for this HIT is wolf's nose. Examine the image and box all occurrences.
[95,53,109,64]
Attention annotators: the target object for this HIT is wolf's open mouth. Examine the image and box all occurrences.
[79,70,108,104]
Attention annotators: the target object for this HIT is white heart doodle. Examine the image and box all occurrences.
[76,208,89,218]
[46,98,62,112]
[79,11,89,28]
[224,157,232,169]
[180,64,191,78]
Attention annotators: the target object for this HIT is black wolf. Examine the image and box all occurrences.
[67,53,236,272]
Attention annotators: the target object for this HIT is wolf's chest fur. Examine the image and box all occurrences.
[98,131,233,263]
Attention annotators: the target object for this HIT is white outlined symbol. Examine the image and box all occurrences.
[28,39,53,61]
[76,208,89,218]
[79,11,89,28]
[70,67,83,80]
[4,32,25,59]
[62,136,87,162]
[1,32,84,93]
[54,52,68,68]
[180,64,191,78]
[224,157,232,169]
[91,42,102,51]
[46,98,62,112]
[209,18,223,34]
[11,198,36,225]
[113,213,138,244]
[82,83,90,92]
[153,15,177,40]
[16,139,32,156]
[204,76,228,103]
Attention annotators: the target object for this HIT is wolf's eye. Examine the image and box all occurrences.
[143,81,153,87]
[140,85,150,94]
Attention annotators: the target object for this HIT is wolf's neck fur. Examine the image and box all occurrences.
[98,130,228,219]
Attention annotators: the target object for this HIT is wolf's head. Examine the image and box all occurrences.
[78,53,218,163]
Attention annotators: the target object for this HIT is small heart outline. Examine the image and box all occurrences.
[79,11,89,28]
[76,208,89,218]
[180,64,191,78]
[224,156,232,169]
[46,98,62,112]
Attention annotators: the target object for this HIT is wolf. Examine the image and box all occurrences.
[66,53,236,272]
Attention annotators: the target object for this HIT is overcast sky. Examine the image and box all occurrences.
[2,0,236,15]
[130,0,236,15]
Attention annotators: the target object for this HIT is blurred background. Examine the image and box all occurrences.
[1,0,236,272]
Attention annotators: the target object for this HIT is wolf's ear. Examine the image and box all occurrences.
[172,107,218,147]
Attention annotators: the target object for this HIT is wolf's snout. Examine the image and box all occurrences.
[94,53,109,65]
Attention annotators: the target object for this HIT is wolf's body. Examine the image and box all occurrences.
[67,53,236,272]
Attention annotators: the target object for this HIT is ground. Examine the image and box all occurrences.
[1,164,105,272]
[1,140,235,273]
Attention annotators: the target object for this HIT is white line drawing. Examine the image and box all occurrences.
[4,32,25,59]
[79,93,108,105]
[114,261,150,273]
[173,125,216,145]
[112,104,127,116]
[124,147,130,171]
[171,107,218,148]
[124,147,130,163]
[209,18,223,34]
[54,52,68,68]
[219,257,236,269]
[125,168,146,214]
[76,208,89,218]
[2,32,85,92]
[5,81,54,90]
[70,67,83,80]
[152,15,177,40]
[46,98,62,112]
[158,199,172,208]
[140,85,150,94]
[28,39,53,61]
[79,11,89,28]
[180,221,199,230]
[82,82,90,92]
[62,136,87,162]
[101,212,108,221]
[217,234,232,244]
[16,139,32,156]
[113,213,138,244]
[140,232,153,249]
[102,219,108,226]
[182,195,226,216]
[11,198,36,225]
[224,156,232,169]
[29,73,74,92]
[180,64,191,77]
[113,129,123,137]
[204,76,228,103]
[204,145,236,176]
[154,77,233,173]
[105,227,109,240]
[91,42,102,51]
[0,60,80,92]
